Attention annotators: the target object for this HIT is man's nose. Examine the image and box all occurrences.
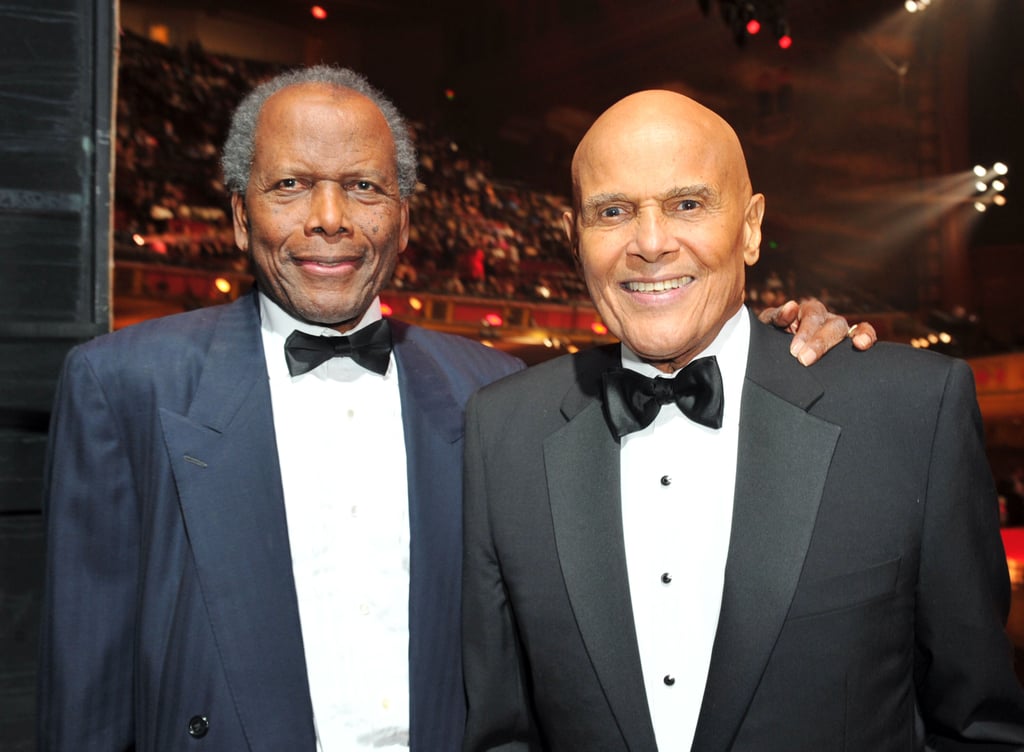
[632,209,677,262]
[306,182,349,236]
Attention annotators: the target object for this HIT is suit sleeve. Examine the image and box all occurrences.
[915,359,1024,749]
[462,392,541,752]
[37,346,139,751]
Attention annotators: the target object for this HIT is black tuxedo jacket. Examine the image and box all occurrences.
[462,309,1024,751]
[37,291,522,751]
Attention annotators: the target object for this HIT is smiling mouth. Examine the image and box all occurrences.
[294,256,361,268]
[623,276,693,293]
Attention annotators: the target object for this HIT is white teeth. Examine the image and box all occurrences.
[624,277,689,292]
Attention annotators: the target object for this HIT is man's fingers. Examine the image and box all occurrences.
[848,321,878,351]
[757,299,800,329]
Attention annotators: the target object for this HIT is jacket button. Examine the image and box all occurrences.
[660,475,672,486]
[664,674,676,686]
[188,715,209,739]
[661,572,672,584]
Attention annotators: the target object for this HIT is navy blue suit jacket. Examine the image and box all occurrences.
[38,291,522,751]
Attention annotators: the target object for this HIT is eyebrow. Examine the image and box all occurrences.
[661,184,718,202]
[581,192,630,215]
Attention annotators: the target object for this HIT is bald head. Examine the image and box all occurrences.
[571,90,752,216]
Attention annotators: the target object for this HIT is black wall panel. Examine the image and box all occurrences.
[0,1,115,748]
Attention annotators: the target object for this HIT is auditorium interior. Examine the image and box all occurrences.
[1,0,1023,748]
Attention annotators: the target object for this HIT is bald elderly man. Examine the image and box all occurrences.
[461,90,1024,751]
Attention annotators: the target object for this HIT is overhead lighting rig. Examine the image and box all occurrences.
[697,0,791,49]
[973,162,1009,212]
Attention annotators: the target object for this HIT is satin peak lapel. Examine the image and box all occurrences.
[692,320,840,752]
[545,351,659,750]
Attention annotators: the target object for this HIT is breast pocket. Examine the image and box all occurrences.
[786,556,902,619]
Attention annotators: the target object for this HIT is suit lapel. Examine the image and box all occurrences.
[159,294,315,749]
[691,314,840,752]
[546,347,660,750]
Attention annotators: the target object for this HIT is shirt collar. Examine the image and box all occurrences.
[259,292,384,340]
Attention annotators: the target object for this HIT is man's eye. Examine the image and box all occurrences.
[600,206,624,218]
[676,199,700,211]
[352,180,376,192]
[276,178,299,189]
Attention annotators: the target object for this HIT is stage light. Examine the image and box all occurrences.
[591,322,609,335]
[698,1,790,49]
[905,0,918,12]
[444,88,456,101]
[311,5,327,20]
[409,296,423,311]
[775,18,792,49]
[214,278,232,294]
[484,313,504,327]
[380,302,393,316]
[132,233,145,246]
[972,162,1009,211]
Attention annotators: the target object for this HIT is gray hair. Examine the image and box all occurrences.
[221,65,417,198]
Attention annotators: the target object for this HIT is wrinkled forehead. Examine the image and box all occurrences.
[260,82,384,131]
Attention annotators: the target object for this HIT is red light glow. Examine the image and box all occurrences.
[591,322,609,335]
[483,313,503,327]
[745,19,761,35]
[380,302,393,317]
[311,5,328,20]
[777,34,792,49]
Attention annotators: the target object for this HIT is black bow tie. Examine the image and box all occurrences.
[601,356,724,438]
[284,319,392,377]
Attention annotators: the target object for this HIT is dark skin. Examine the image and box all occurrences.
[760,299,876,365]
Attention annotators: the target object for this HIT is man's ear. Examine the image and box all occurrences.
[230,192,249,252]
[743,193,765,266]
[561,209,580,264]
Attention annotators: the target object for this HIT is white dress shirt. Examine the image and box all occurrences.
[260,294,411,750]
[619,306,750,752]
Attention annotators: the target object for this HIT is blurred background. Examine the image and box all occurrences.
[1,1,1022,748]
